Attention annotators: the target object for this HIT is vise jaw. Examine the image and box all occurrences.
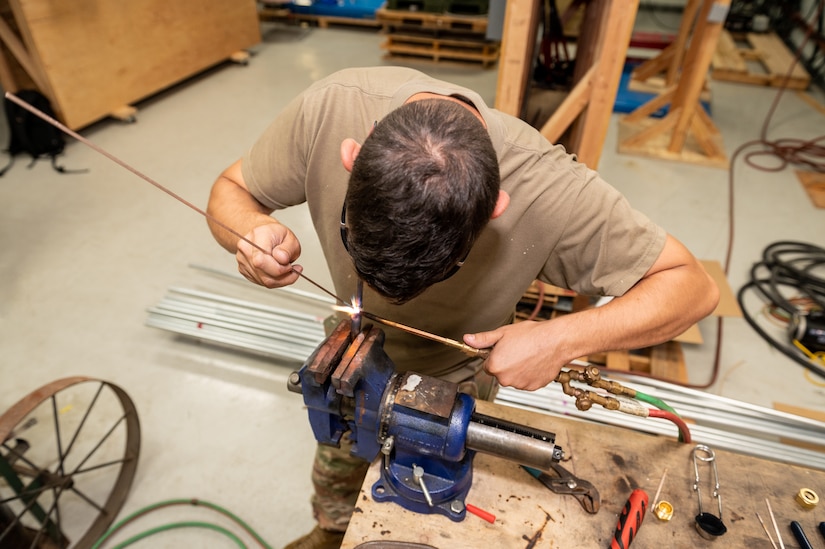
[288,318,563,521]
[287,318,394,461]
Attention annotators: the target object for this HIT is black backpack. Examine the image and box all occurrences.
[1,89,84,176]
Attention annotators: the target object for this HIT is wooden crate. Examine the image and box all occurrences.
[712,30,811,89]
[0,0,261,130]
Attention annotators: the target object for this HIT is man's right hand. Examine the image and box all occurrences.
[236,222,303,288]
[207,159,304,289]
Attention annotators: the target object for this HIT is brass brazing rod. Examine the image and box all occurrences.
[4,92,346,306]
[360,311,490,358]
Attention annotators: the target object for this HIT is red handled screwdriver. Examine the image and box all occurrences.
[610,488,649,549]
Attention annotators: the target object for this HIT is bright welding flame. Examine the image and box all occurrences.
[332,297,361,317]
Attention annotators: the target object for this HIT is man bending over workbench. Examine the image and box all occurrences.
[206,66,719,549]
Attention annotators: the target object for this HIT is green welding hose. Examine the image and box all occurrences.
[108,521,247,549]
[634,390,680,416]
[92,498,273,549]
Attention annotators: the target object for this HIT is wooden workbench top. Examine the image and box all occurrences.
[342,400,824,548]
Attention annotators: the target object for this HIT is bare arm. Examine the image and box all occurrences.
[206,159,303,288]
[464,234,720,390]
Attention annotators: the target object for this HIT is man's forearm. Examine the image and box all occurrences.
[552,261,719,362]
[206,176,275,253]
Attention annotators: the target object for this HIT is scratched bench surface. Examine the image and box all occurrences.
[342,400,825,548]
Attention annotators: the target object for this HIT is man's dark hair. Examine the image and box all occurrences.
[345,98,500,304]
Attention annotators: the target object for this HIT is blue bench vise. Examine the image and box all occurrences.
[287,318,564,521]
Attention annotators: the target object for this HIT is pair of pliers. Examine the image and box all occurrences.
[522,463,601,514]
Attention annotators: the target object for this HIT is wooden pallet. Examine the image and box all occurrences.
[376,7,489,34]
[259,6,382,29]
[516,280,688,383]
[381,33,499,67]
[712,30,811,89]
[585,343,688,383]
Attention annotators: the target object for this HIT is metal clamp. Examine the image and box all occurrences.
[522,463,600,514]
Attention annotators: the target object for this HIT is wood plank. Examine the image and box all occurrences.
[567,0,639,168]
[493,0,539,117]
[796,90,825,117]
[342,399,825,547]
[618,115,729,168]
[773,402,825,453]
[795,170,825,209]
[667,0,727,154]
[711,28,746,72]
[621,109,680,149]
[623,86,675,123]
[376,7,488,33]
[605,350,631,371]
[261,11,382,29]
[747,32,810,86]
[587,343,686,381]
[712,30,811,89]
[0,12,47,93]
[649,340,687,381]
[382,34,499,67]
[631,0,701,91]
[539,63,596,144]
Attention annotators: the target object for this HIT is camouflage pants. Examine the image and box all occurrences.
[310,369,499,532]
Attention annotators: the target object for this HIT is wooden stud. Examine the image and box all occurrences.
[566,0,640,167]
[539,63,597,144]
[494,0,540,117]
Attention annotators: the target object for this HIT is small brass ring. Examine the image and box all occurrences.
[653,500,674,521]
[796,488,819,509]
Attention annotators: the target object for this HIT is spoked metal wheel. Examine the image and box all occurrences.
[0,377,140,548]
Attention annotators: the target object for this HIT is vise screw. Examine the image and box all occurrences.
[287,318,564,521]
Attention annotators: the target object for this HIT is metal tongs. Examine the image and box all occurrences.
[692,444,727,539]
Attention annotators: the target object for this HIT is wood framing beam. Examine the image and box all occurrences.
[540,63,597,144]
[494,0,540,117]
[567,0,640,167]
[0,15,47,92]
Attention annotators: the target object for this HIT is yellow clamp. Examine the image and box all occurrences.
[796,488,819,509]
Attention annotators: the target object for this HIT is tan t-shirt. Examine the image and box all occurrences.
[243,67,666,380]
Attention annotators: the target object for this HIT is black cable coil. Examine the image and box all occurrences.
[737,241,825,378]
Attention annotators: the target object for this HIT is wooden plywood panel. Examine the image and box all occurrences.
[7,0,260,129]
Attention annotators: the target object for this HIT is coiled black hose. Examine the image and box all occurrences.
[737,241,825,378]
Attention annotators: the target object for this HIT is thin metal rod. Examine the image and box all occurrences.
[651,468,668,509]
[756,512,779,549]
[360,311,489,358]
[766,498,785,549]
[4,91,346,306]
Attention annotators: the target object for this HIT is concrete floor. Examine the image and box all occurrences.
[1,16,824,548]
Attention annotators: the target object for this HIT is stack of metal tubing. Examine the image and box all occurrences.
[496,368,825,471]
[146,287,327,362]
[146,287,825,470]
